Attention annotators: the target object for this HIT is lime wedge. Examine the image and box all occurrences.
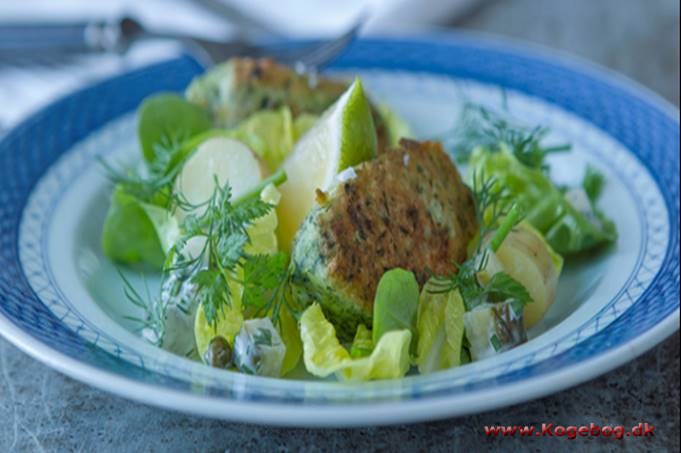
[276,78,378,251]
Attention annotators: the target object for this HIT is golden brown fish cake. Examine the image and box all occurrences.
[290,139,478,339]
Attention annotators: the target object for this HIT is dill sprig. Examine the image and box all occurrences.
[98,137,183,209]
[118,269,166,345]
[442,103,571,170]
[99,130,225,210]
[166,177,274,327]
[429,171,531,311]
[119,167,292,342]
[166,169,292,329]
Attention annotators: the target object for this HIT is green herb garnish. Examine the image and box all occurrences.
[582,165,605,204]
[442,103,570,170]
[429,171,531,311]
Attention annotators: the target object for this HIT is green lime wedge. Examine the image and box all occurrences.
[276,78,378,251]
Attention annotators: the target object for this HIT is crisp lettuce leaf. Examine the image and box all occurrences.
[293,113,319,141]
[229,107,295,171]
[415,282,466,374]
[224,107,319,172]
[468,148,617,255]
[101,185,179,268]
[299,304,411,381]
[194,293,243,361]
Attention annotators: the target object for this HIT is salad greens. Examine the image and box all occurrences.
[350,324,373,358]
[103,57,618,382]
[101,187,176,268]
[415,285,466,374]
[228,107,317,171]
[443,103,571,170]
[137,93,212,165]
[371,268,420,348]
[469,148,617,255]
[299,304,412,381]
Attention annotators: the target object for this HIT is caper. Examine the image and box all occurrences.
[203,336,232,369]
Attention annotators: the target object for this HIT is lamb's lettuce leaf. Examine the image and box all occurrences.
[468,148,616,255]
[101,185,179,268]
[299,304,411,381]
[137,93,212,165]
[372,268,419,348]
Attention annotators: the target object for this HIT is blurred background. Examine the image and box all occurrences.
[0,0,679,450]
[0,0,480,134]
[2,0,677,138]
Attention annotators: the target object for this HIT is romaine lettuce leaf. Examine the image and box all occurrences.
[279,304,303,376]
[415,282,466,374]
[468,148,617,255]
[299,304,411,381]
[225,107,318,172]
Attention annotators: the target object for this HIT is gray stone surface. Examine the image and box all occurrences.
[1,0,679,451]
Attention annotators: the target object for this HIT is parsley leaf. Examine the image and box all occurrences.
[485,272,532,305]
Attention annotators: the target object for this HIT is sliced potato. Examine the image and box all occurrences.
[175,137,263,220]
[484,222,563,328]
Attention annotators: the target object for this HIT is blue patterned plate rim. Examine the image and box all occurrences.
[0,31,678,426]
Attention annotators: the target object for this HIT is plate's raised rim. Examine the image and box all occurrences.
[0,301,676,426]
[0,30,679,426]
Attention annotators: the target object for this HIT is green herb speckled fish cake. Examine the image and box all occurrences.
[290,139,478,340]
[186,57,391,150]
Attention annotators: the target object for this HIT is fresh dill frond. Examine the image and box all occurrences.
[441,103,571,170]
[468,170,513,258]
[118,269,165,345]
[98,130,196,210]
[429,172,530,311]
[98,156,179,209]
[165,176,277,328]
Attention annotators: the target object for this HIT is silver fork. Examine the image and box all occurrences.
[0,15,365,70]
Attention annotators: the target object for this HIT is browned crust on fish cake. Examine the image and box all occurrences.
[317,139,478,312]
[232,58,389,150]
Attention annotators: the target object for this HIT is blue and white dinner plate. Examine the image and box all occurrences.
[0,33,678,427]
